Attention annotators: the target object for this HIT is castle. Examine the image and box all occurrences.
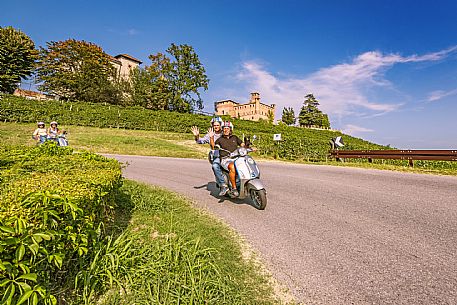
[214,93,275,121]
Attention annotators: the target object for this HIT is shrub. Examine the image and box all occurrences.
[0,142,122,304]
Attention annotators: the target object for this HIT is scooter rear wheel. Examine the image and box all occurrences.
[250,189,267,210]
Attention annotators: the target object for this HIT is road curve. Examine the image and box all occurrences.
[108,154,457,305]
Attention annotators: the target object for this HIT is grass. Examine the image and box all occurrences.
[1,122,456,176]
[0,122,206,159]
[259,155,457,176]
[319,159,457,176]
[84,180,289,305]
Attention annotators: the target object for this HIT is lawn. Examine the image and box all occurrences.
[86,180,292,304]
[2,122,456,176]
[0,122,207,159]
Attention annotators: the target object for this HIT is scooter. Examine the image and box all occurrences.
[56,132,69,147]
[217,146,267,210]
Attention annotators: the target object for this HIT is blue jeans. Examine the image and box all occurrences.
[212,158,225,186]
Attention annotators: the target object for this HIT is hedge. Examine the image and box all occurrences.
[0,142,122,304]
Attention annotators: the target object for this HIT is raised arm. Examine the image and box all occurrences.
[208,128,215,149]
[190,126,200,141]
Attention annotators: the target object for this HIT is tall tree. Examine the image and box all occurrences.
[298,93,331,128]
[281,107,295,125]
[130,44,209,112]
[36,39,123,104]
[0,26,38,93]
[166,43,209,112]
[128,53,172,110]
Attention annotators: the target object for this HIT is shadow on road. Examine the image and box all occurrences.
[194,182,255,208]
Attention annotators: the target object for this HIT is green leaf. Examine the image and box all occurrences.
[0,226,15,234]
[77,246,88,256]
[28,243,39,255]
[0,279,11,287]
[18,263,30,274]
[16,244,25,262]
[33,285,46,298]
[47,294,57,305]
[53,254,63,269]
[17,281,31,292]
[14,219,26,234]
[2,282,15,305]
[1,261,12,272]
[33,233,51,241]
[3,237,19,245]
[17,289,33,305]
[17,273,37,282]
[31,235,42,244]
[32,292,39,305]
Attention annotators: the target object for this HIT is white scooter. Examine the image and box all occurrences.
[48,132,69,146]
[217,146,267,210]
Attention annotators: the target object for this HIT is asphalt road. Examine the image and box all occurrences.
[108,154,457,305]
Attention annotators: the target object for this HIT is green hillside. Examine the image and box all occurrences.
[0,94,386,161]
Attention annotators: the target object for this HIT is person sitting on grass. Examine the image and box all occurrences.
[32,122,47,144]
[47,121,61,142]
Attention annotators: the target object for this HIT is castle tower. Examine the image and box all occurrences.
[250,92,260,117]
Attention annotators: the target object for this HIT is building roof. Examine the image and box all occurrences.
[215,99,274,108]
[114,54,143,64]
[234,102,274,109]
[108,55,122,65]
[14,88,45,97]
[215,99,238,105]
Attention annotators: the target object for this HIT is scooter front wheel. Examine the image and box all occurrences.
[250,189,267,210]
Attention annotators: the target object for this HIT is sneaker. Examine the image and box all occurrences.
[230,189,239,198]
[218,185,229,196]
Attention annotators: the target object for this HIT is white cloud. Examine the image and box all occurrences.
[427,88,457,102]
[233,46,457,120]
[106,28,139,36]
[127,29,139,36]
[342,124,374,136]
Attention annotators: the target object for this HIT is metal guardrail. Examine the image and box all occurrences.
[330,149,457,166]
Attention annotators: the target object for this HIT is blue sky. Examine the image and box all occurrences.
[2,0,457,148]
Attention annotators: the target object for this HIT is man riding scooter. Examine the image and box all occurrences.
[212,121,245,198]
[190,117,226,195]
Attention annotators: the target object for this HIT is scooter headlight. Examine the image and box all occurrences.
[238,147,247,156]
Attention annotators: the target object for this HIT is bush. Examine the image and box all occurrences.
[0,142,122,304]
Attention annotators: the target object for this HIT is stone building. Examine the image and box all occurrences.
[109,54,142,79]
[214,93,275,121]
